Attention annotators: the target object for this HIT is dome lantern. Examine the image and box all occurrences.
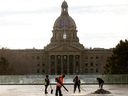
[61,0,68,9]
[61,0,68,16]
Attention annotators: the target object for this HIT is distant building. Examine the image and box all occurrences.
[0,1,112,75]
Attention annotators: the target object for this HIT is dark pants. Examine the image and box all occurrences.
[99,83,104,89]
[45,85,48,94]
[55,86,62,96]
[74,84,81,93]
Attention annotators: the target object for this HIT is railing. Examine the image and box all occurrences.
[0,75,128,85]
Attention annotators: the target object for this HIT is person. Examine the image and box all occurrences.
[55,74,65,96]
[44,75,50,94]
[97,77,104,89]
[73,75,81,93]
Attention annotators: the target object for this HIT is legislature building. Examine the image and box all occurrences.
[0,1,112,75]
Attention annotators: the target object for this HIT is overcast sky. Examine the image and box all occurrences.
[0,0,128,49]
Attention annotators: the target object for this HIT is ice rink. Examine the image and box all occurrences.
[0,84,128,96]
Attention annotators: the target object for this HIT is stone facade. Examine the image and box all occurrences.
[0,1,112,75]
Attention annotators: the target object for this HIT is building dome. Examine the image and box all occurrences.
[53,1,76,29]
[53,15,76,29]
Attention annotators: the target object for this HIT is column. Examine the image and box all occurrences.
[69,55,73,74]
[75,55,80,74]
[63,55,68,74]
[73,55,75,74]
[50,55,56,75]
[55,55,57,74]
[56,55,61,74]
[67,55,69,74]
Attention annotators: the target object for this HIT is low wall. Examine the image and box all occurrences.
[0,75,128,85]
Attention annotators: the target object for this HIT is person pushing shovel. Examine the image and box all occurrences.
[44,75,53,94]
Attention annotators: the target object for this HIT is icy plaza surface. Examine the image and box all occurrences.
[0,75,128,96]
[0,84,128,96]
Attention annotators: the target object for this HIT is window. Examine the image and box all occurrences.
[57,55,61,59]
[96,68,98,73]
[51,62,55,65]
[96,64,98,66]
[85,63,88,67]
[51,55,55,60]
[90,57,93,59]
[96,56,99,59]
[42,63,45,66]
[85,57,88,59]
[37,69,40,73]
[42,70,45,73]
[85,68,88,73]
[90,68,93,73]
[37,56,40,60]
[75,55,79,59]
[76,61,79,66]
[63,55,67,59]
[90,62,93,66]
[37,64,40,67]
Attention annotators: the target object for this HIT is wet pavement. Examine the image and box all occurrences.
[0,84,128,96]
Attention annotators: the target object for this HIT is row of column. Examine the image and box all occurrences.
[49,55,80,74]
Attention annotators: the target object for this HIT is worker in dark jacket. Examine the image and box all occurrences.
[44,75,50,94]
[97,77,104,89]
[73,75,81,93]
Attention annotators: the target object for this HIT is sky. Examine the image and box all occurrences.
[0,0,128,49]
